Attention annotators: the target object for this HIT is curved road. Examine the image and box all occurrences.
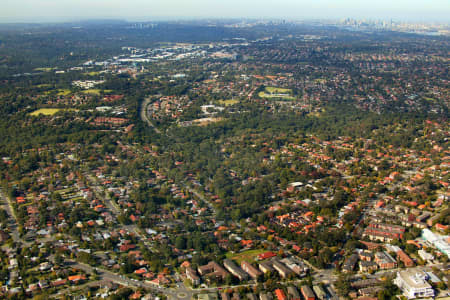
[140,97,161,134]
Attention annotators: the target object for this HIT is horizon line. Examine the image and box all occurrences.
[0,16,449,25]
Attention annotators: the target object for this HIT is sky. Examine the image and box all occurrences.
[1,0,449,23]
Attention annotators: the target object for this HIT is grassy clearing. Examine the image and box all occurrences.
[29,108,77,116]
[43,89,71,96]
[258,92,296,101]
[34,67,54,72]
[69,196,85,202]
[265,87,292,94]
[218,99,239,106]
[36,84,52,88]
[57,89,72,96]
[30,108,62,116]
[82,89,102,95]
[226,249,266,264]
[259,87,295,101]
[193,117,223,126]
[82,89,113,95]
[86,71,100,76]
[309,112,322,118]
[314,78,327,84]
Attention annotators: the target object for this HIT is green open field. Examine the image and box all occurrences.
[33,67,55,72]
[225,249,266,264]
[68,196,84,202]
[193,117,223,126]
[314,78,327,84]
[36,84,52,88]
[86,71,100,76]
[258,92,296,101]
[57,89,72,96]
[82,89,113,95]
[265,87,292,94]
[43,89,72,96]
[259,87,295,100]
[30,108,77,116]
[218,99,239,106]
[29,108,63,116]
[309,111,322,118]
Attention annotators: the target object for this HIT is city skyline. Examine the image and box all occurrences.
[1,0,449,23]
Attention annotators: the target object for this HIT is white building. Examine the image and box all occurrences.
[422,229,450,257]
[72,80,105,89]
[418,249,434,262]
[394,270,434,299]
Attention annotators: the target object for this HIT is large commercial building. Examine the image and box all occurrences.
[274,289,287,300]
[374,251,397,269]
[394,270,434,299]
[223,259,248,281]
[396,249,414,267]
[259,292,273,300]
[312,285,327,300]
[271,259,294,278]
[198,261,229,282]
[186,267,201,285]
[363,223,405,242]
[287,286,300,300]
[422,229,450,257]
[300,285,316,300]
[259,261,275,274]
[342,253,359,272]
[241,261,263,279]
[281,257,308,276]
[418,249,434,262]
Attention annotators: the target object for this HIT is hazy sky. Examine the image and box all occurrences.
[1,0,449,23]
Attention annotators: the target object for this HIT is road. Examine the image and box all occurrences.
[86,174,157,252]
[66,260,193,299]
[182,184,217,216]
[140,97,161,134]
[84,174,198,298]
[0,188,26,246]
[50,280,106,298]
[62,257,447,299]
[2,183,441,300]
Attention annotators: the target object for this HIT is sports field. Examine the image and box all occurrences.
[82,89,113,95]
[30,108,77,116]
[218,99,239,106]
[258,87,295,100]
[29,108,62,116]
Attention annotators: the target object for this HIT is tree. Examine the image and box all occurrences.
[378,278,400,300]
[335,274,351,296]
[175,236,186,249]
[54,253,64,265]
[77,251,95,265]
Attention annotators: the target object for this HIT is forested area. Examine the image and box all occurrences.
[0,20,447,299]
